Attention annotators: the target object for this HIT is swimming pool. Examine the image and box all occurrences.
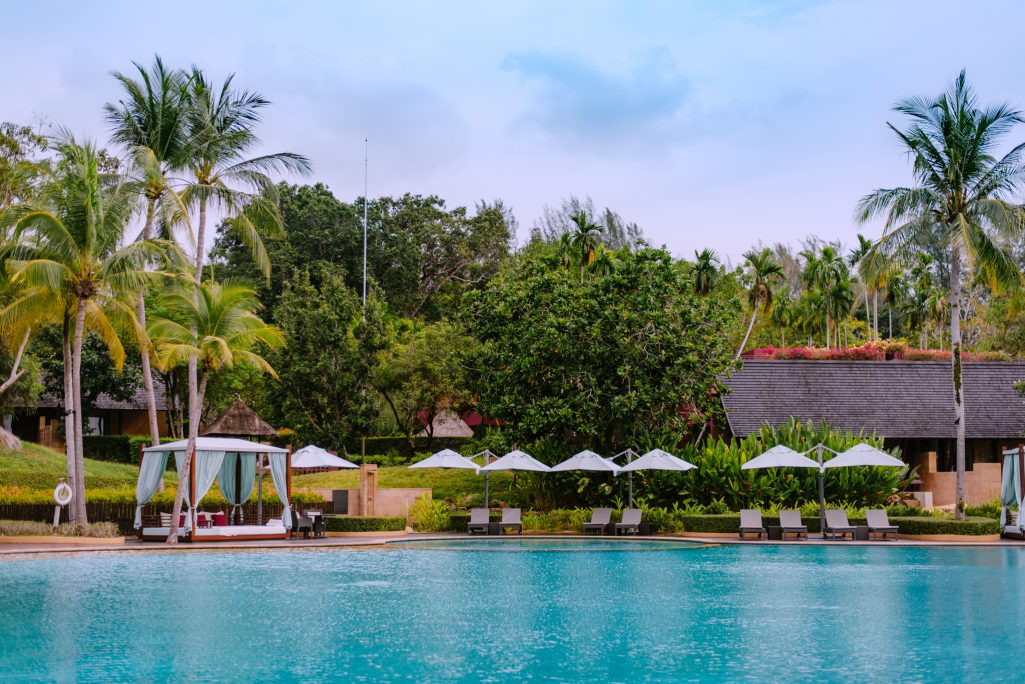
[0,542,1021,682]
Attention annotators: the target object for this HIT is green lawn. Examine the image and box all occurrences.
[0,442,162,490]
[293,467,517,506]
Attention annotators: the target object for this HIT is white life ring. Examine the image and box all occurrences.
[54,482,73,506]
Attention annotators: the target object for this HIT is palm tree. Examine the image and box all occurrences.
[736,248,784,361]
[692,248,719,295]
[149,280,284,542]
[104,55,193,452]
[769,288,795,347]
[801,245,849,348]
[3,135,167,522]
[849,233,888,341]
[883,272,908,338]
[568,210,602,267]
[857,71,1025,517]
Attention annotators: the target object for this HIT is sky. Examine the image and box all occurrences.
[4,0,1025,262]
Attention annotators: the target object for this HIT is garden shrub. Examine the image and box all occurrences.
[0,520,121,537]
[324,516,406,533]
[677,513,998,536]
[410,494,450,532]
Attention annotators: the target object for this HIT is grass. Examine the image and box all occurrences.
[293,467,517,506]
[0,442,173,490]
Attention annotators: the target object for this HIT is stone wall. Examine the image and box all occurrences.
[915,451,1002,507]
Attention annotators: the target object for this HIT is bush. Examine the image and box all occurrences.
[410,494,450,532]
[324,516,406,533]
[0,519,121,537]
[964,499,1002,519]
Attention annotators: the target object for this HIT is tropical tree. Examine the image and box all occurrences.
[857,71,1025,517]
[3,135,167,522]
[769,288,795,347]
[567,210,602,267]
[104,55,193,451]
[149,280,284,542]
[736,248,784,360]
[849,233,888,340]
[692,248,719,296]
[801,245,849,348]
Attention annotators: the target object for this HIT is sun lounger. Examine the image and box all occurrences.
[778,510,808,540]
[739,509,766,539]
[865,509,899,540]
[615,508,643,535]
[824,509,856,540]
[467,508,490,535]
[499,508,522,535]
[582,508,612,535]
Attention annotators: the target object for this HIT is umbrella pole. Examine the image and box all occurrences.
[484,472,490,508]
[258,454,264,524]
[817,444,826,535]
[627,450,634,508]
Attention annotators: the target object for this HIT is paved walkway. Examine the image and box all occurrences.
[1,532,1023,557]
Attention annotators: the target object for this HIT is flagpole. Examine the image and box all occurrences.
[361,138,368,464]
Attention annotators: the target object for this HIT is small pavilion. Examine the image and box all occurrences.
[201,397,278,440]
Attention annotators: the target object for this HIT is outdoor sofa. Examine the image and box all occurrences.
[582,508,612,535]
[739,509,766,539]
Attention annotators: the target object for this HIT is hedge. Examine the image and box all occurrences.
[324,516,406,533]
[446,513,501,532]
[678,514,999,536]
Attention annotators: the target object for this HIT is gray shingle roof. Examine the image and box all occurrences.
[34,382,168,411]
[721,359,1025,439]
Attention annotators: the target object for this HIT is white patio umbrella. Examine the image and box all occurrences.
[549,450,620,473]
[823,443,906,469]
[409,448,480,472]
[617,448,697,508]
[481,449,551,472]
[742,445,825,532]
[291,445,359,469]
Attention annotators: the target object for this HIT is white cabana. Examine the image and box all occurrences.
[292,445,359,469]
[481,449,551,472]
[740,445,819,470]
[1001,447,1024,538]
[136,437,291,542]
[619,448,697,472]
[550,450,620,473]
[410,448,480,472]
[823,443,906,469]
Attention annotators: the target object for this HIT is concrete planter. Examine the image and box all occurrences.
[898,533,1001,542]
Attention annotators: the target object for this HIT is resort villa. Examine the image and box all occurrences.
[722,358,1025,507]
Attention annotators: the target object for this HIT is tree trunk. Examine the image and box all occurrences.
[825,312,831,349]
[888,306,893,339]
[950,247,966,520]
[138,199,162,450]
[873,289,879,341]
[62,315,77,524]
[71,301,88,524]
[865,290,873,342]
[168,364,204,543]
[735,299,760,362]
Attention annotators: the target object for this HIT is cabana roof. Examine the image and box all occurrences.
[201,398,277,438]
[142,437,286,454]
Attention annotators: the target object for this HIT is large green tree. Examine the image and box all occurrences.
[857,71,1025,516]
[463,244,739,453]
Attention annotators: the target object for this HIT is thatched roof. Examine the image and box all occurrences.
[201,398,277,438]
[418,410,474,438]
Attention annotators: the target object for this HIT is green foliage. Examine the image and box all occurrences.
[324,516,406,533]
[293,465,514,507]
[463,245,740,454]
[446,512,501,532]
[81,435,179,464]
[0,444,150,491]
[677,513,998,536]
[409,494,450,532]
[0,519,121,538]
[964,499,1002,519]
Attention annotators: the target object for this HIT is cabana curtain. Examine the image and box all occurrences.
[133,451,170,528]
[175,450,227,530]
[267,452,292,528]
[1002,450,1022,508]
[218,453,257,521]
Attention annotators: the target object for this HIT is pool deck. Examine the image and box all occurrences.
[1,532,1023,557]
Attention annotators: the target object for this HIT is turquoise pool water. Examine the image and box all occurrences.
[0,543,1022,682]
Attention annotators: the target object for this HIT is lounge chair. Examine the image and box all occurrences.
[865,509,899,540]
[615,508,642,536]
[582,508,612,535]
[778,510,808,540]
[824,509,856,540]
[467,508,490,535]
[499,508,522,535]
[739,509,766,539]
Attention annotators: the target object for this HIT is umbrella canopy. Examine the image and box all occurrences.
[291,445,358,469]
[142,437,287,454]
[740,445,819,470]
[410,448,480,472]
[550,450,620,473]
[619,448,697,472]
[823,443,905,469]
[481,449,551,472]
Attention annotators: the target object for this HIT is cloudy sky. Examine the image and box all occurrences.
[4,1,1024,261]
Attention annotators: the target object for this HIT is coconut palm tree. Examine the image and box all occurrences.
[883,272,908,338]
[857,71,1025,517]
[692,248,719,295]
[736,248,784,361]
[104,55,193,451]
[801,245,849,348]
[849,233,889,341]
[568,210,602,267]
[149,280,284,542]
[3,135,168,522]
[769,287,795,347]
